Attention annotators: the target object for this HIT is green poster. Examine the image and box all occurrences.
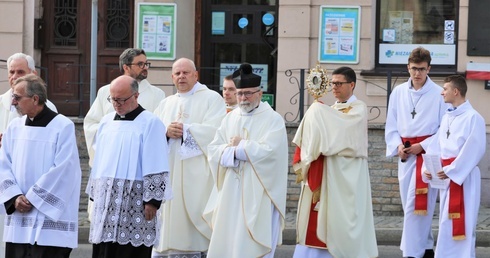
[262,94,274,107]
[137,3,176,60]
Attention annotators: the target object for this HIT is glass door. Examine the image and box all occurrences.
[200,1,278,107]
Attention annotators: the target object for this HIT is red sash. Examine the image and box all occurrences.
[293,147,327,247]
[441,157,465,240]
[401,135,431,215]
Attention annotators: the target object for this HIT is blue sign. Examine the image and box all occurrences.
[238,18,249,28]
[262,13,274,26]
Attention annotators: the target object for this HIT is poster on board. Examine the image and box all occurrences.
[318,6,361,64]
[136,3,176,60]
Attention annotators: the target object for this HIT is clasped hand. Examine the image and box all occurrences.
[229,136,242,146]
[423,170,449,180]
[166,122,183,139]
[398,143,423,160]
[15,195,32,213]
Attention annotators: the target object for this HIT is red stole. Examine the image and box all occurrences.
[441,157,466,240]
[401,135,431,215]
[293,147,326,248]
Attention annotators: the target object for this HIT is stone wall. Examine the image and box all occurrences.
[74,120,489,217]
[285,123,403,216]
[73,118,90,213]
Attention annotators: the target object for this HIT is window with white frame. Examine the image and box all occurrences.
[376,0,458,68]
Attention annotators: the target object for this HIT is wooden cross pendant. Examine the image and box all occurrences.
[411,108,417,119]
[446,129,450,139]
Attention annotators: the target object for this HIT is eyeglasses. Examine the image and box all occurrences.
[409,67,428,73]
[128,62,151,69]
[107,93,136,105]
[235,89,261,98]
[11,93,30,101]
[330,81,351,87]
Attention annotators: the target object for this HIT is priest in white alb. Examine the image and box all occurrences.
[0,74,80,258]
[422,75,485,258]
[207,63,288,257]
[152,58,226,258]
[292,66,378,258]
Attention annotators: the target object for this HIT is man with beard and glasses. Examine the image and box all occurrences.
[84,48,166,167]
[206,63,288,257]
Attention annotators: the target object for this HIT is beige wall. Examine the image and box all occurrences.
[277,0,490,127]
[0,0,41,93]
[0,0,25,93]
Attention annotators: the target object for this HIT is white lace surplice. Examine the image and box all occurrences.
[87,173,171,247]
[87,111,171,247]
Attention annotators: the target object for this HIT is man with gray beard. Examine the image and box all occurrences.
[206,63,288,257]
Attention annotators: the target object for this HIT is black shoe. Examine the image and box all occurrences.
[423,249,435,258]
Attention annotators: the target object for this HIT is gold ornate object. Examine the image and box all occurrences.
[306,62,330,100]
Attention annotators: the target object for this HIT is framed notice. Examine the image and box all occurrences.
[220,63,269,91]
[136,3,176,60]
[318,6,361,64]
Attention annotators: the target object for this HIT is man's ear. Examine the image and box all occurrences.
[454,87,460,96]
[122,64,131,75]
[32,95,39,104]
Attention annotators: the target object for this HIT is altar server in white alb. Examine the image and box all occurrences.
[423,75,486,258]
[152,58,226,258]
[83,50,165,243]
[84,48,165,167]
[86,75,171,258]
[385,47,448,258]
[207,63,288,257]
[0,74,80,258]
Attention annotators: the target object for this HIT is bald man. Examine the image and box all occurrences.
[152,58,226,258]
